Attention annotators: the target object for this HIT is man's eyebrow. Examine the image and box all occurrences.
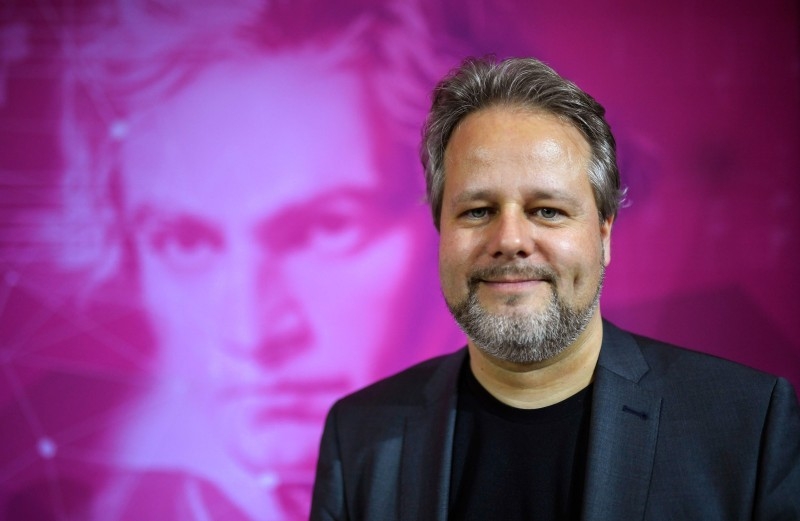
[450,188,583,206]
[452,189,496,205]
[528,188,584,207]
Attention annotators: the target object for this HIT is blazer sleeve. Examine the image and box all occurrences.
[311,405,347,521]
[754,377,800,519]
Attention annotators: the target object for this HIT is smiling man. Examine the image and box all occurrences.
[310,57,800,520]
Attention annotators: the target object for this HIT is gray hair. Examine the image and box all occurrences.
[421,56,625,230]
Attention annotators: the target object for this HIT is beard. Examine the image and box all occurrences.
[446,262,604,365]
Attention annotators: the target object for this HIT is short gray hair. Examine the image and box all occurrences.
[421,56,625,230]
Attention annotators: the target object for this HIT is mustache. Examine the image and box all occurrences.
[467,264,558,286]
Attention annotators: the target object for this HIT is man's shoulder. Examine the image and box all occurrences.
[602,322,799,442]
[606,323,791,401]
[635,332,779,385]
[334,349,466,410]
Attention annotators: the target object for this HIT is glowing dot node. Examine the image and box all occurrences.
[37,437,57,459]
[257,472,279,489]
[109,120,129,140]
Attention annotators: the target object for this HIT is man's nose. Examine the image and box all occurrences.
[489,208,534,260]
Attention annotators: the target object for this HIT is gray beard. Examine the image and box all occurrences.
[447,263,604,364]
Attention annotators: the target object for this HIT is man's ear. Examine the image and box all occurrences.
[601,215,614,266]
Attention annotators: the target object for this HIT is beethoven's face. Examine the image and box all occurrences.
[438,106,612,363]
[119,55,415,478]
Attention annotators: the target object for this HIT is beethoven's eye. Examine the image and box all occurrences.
[264,192,379,257]
[137,215,224,271]
[289,206,363,254]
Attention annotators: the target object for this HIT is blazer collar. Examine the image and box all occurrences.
[597,320,651,381]
[396,322,662,521]
[399,349,465,521]
[582,321,662,521]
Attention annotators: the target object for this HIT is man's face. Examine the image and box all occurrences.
[438,106,612,363]
[118,56,415,477]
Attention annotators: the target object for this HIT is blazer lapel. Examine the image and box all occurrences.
[399,350,465,521]
[582,323,662,521]
[393,325,662,520]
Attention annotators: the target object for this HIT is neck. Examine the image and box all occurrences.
[468,313,604,409]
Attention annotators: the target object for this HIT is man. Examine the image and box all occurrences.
[310,57,800,520]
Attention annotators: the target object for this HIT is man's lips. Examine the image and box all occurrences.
[479,278,546,293]
[480,275,547,283]
[469,264,556,283]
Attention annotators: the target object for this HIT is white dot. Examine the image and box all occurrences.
[109,120,129,140]
[37,437,57,459]
[256,472,279,489]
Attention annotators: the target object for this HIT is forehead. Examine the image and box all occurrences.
[118,54,377,220]
[443,105,593,194]
[449,105,589,158]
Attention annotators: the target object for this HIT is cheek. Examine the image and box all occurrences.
[438,233,470,289]
[548,232,604,286]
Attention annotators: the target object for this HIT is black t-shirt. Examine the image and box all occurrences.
[449,358,593,521]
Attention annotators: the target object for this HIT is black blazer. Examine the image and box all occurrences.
[311,322,800,520]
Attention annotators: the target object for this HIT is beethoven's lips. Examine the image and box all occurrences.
[222,378,351,421]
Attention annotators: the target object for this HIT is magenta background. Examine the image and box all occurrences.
[1,0,799,520]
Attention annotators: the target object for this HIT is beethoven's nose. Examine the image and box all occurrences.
[221,245,311,366]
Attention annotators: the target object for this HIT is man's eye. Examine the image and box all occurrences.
[465,208,489,219]
[537,208,561,219]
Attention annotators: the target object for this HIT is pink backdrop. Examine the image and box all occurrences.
[1,0,798,519]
